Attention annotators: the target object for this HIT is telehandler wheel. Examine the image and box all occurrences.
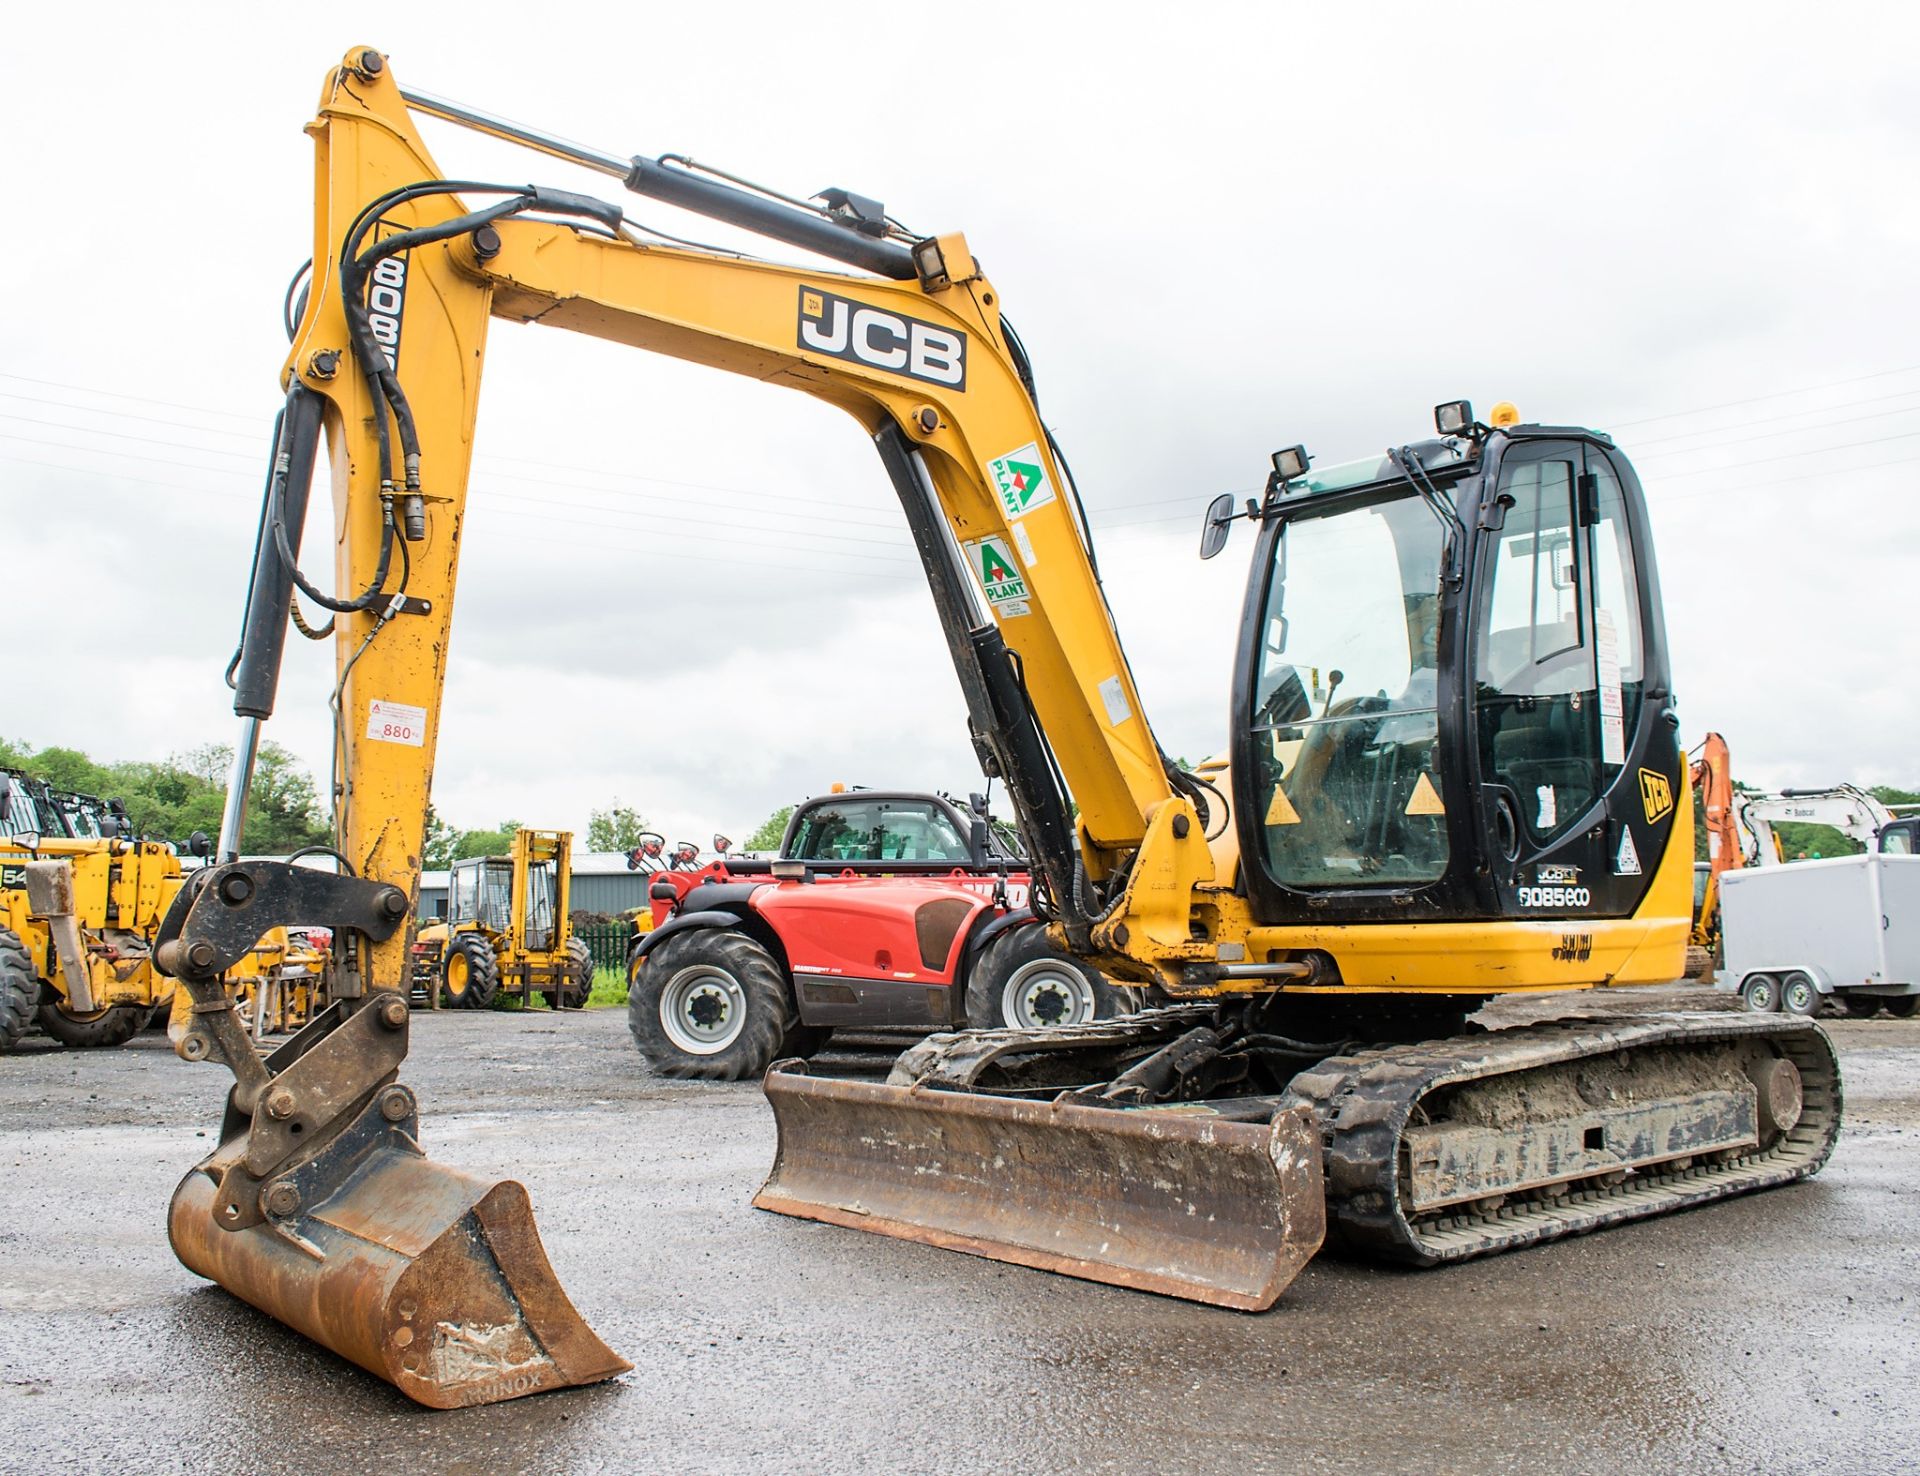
[542,938,594,1011]
[0,930,37,1054]
[627,929,790,1081]
[36,1001,146,1049]
[966,924,1120,1031]
[442,934,500,1010]
[1780,971,1820,1017]
[1885,995,1918,1019]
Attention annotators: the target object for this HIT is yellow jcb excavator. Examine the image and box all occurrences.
[154,48,1840,1409]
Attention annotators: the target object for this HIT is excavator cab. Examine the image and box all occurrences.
[1229,411,1680,934]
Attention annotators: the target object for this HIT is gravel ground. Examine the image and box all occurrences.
[2,983,1915,1475]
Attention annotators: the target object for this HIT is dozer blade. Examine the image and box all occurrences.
[170,1104,629,1409]
[755,1066,1326,1311]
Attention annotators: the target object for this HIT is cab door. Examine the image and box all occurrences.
[1468,437,1677,919]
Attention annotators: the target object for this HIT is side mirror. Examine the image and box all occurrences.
[188,831,212,858]
[1199,492,1236,560]
[969,815,989,869]
[713,833,733,855]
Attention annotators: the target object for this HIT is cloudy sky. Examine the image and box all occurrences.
[6,4,1918,844]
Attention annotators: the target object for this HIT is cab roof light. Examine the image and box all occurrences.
[1270,445,1310,483]
[1434,400,1474,436]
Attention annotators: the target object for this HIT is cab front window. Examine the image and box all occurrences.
[1249,492,1449,887]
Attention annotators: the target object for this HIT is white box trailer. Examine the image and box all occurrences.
[1718,852,1920,1016]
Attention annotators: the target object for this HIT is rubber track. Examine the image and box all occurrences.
[1282,1012,1842,1266]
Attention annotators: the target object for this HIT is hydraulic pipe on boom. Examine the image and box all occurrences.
[156,49,1840,1410]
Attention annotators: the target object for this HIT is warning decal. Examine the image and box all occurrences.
[988,442,1056,520]
[1266,787,1301,826]
[964,535,1031,617]
[1405,771,1445,816]
[1615,827,1642,876]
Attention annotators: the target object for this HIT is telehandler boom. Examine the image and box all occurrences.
[156,49,1840,1408]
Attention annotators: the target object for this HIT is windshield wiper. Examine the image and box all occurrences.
[1387,446,1464,586]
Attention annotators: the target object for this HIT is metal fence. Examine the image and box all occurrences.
[578,922,633,974]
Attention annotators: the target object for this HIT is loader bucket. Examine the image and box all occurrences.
[755,1067,1326,1311]
[170,1126,629,1409]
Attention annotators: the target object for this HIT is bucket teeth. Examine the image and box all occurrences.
[755,1066,1326,1311]
[171,1116,627,1409]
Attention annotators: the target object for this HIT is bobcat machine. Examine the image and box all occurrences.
[151,49,1840,1409]
[409,828,593,1009]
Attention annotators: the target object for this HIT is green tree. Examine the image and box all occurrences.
[587,803,651,853]
[0,736,329,852]
[452,821,520,861]
[423,805,459,870]
[744,805,793,853]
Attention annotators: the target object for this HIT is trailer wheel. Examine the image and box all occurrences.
[442,934,500,1010]
[542,938,594,1011]
[0,931,38,1053]
[1741,974,1780,1013]
[1780,971,1819,1017]
[628,929,790,1080]
[1885,995,1918,1019]
[1842,995,1884,1018]
[967,925,1120,1031]
[36,1001,146,1048]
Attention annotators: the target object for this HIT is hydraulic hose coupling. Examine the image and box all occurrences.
[402,454,426,539]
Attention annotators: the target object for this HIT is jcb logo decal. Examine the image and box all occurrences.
[1639,768,1674,825]
[798,287,966,388]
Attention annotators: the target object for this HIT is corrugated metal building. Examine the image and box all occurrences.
[415,851,649,921]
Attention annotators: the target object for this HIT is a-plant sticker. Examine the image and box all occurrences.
[989,443,1055,520]
[965,535,1030,617]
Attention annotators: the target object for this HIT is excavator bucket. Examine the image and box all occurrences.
[755,1066,1326,1311]
[169,1102,629,1409]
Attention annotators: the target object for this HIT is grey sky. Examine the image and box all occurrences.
[6,3,1918,841]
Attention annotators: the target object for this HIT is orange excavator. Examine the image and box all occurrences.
[153,50,1839,1408]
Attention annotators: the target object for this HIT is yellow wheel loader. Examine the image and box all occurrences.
[409,830,593,1010]
[1,769,184,1051]
[151,50,1838,1409]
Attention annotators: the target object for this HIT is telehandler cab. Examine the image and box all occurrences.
[153,50,1838,1408]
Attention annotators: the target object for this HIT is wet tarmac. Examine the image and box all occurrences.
[2,985,1916,1475]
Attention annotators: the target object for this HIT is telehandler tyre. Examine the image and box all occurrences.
[442,934,500,1010]
[0,930,37,1053]
[966,924,1120,1031]
[37,1002,145,1049]
[628,929,791,1080]
[542,938,594,1011]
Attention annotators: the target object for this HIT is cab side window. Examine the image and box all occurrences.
[1475,456,1600,844]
